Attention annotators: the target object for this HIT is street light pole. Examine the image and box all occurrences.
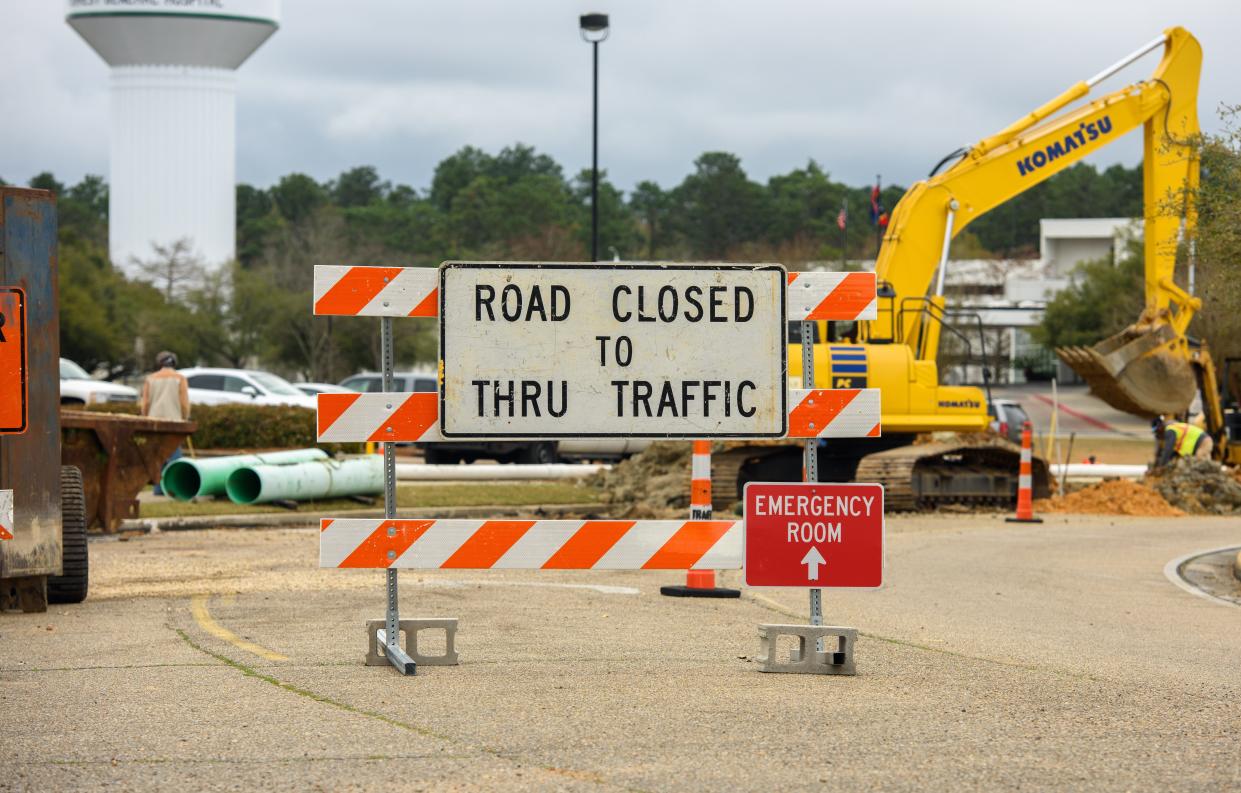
[580,13,609,263]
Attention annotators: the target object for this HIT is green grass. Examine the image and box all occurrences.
[140,481,602,519]
[1034,435,1155,466]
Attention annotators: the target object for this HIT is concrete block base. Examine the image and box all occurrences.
[757,624,857,675]
[365,618,459,667]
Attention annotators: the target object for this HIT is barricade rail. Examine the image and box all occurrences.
[313,265,878,322]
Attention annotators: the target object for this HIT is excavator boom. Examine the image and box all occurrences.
[870,27,1203,420]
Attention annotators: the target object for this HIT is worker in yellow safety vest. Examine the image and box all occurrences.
[1153,416,1214,467]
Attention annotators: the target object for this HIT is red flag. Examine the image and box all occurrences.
[836,204,847,230]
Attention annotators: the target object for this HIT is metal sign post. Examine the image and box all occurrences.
[375,316,417,676]
[801,321,823,648]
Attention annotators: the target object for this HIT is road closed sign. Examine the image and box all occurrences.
[0,287,27,435]
[439,263,787,438]
[744,482,884,587]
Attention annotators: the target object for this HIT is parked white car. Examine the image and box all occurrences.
[59,358,138,405]
[181,368,317,409]
[296,382,353,397]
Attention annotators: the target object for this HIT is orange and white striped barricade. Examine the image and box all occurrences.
[0,490,12,540]
[321,516,741,672]
[316,390,881,445]
[320,518,741,571]
[313,265,438,318]
[317,392,441,444]
[313,265,876,322]
[1007,421,1043,523]
[785,271,877,322]
[313,262,883,676]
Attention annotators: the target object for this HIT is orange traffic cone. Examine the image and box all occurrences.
[1006,421,1043,524]
[661,441,740,598]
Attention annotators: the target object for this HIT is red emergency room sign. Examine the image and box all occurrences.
[744,482,884,587]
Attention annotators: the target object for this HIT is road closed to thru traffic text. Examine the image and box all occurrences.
[439,262,787,438]
[744,482,884,587]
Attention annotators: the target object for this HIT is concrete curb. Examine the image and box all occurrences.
[117,502,603,533]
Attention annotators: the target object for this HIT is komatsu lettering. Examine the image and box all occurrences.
[1016,115,1113,176]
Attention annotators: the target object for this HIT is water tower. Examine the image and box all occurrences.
[67,1,280,272]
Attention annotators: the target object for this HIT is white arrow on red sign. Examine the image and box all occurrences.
[800,546,825,580]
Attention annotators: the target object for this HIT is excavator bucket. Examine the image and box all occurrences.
[1057,324,1197,418]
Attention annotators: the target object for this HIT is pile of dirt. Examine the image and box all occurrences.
[1034,479,1183,517]
[586,442,693,519]
[1147,457,1241,515]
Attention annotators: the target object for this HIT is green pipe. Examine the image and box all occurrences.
[225,456,383,505]
[160,448,329,501]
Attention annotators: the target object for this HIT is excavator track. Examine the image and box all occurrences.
[854,442,1050,511]
[712,440,1050,513]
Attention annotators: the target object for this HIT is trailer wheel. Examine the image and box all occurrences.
[48,466,89,605]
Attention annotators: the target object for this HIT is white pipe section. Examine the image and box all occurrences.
[1085,34,1167,87]
[1050,463,1148,480]
[395,463,608,481]
[935,199,959,296]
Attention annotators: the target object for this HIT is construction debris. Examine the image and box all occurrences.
[1147,457,1241,515]
[1035,479,1183,517]
[587,442,693,519]
[1035,457,1241,517]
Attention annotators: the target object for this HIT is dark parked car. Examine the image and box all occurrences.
[988,399,1031,444]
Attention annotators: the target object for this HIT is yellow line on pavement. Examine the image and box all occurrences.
[189,594,288,662]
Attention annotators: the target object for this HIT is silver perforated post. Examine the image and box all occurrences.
[801,320,824,649]
[380,315,415,675]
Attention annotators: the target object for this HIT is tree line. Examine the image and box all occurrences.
[9,147,1141,381]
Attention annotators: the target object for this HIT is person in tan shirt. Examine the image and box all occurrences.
[142,351,190,495]
[142,351,190,421]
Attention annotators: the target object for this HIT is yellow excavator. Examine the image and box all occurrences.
[715,26,1229,510]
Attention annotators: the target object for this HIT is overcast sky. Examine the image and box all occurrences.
[4,1,1239,194]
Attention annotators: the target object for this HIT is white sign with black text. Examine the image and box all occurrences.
[439,262,787,438]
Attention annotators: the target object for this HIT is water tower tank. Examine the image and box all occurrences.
[67,1,280,272]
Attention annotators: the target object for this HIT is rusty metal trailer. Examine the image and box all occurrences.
[0,188,86,611]
[61,410,194,532]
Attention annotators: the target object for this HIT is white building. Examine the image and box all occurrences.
[943,218,1139,384]
[67,0,280,272]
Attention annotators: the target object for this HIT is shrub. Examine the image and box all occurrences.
[81,402,361,453]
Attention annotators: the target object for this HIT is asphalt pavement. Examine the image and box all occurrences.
[990,383,1152,437]
[2,513,1240,791]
